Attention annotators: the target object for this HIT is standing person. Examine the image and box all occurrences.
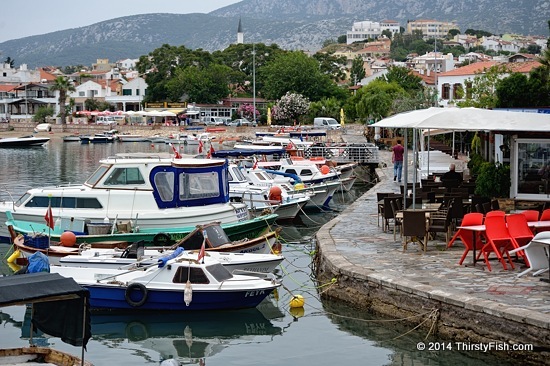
[392,139,404,182]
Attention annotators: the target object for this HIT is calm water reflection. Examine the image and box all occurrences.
[0,139,510,365]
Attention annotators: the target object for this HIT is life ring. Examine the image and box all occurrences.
[153,232,171,246]
[125,283,148,307]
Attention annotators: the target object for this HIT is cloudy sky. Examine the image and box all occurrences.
[0,0,241,43]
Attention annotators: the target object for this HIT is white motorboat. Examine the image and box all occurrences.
[116,134,148,142]
[50,251,281,311]
[0,135,50,147]
[59,246,284,274]
[227,164,309,220]
[0,153,250,241]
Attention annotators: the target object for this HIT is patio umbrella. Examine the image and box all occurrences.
[340,108,345,127]
[267,107,271,126]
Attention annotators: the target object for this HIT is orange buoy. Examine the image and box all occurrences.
[268,186,283,203]
[60,231,77,247]
[320,165,330,174]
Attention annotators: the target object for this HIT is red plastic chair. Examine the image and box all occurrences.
[448,213,484,265]
[505,214,531,265]
[537,208,550,233]
[539,208,550,221]
[521,209,540,222]
[485,210,505,218]
[478,215,516,271]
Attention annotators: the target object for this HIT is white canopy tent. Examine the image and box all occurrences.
[371,107,550,132]
[371,107,550,206]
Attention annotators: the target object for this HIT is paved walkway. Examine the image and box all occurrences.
[319,146,550,322]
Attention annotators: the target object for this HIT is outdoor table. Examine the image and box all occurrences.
[457,224,486,267]
[527,220,550,234]
[528,237,550,283]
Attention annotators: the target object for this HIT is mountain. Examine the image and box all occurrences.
[1,0,548,68]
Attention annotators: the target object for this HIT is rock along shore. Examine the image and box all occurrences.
[314,149,550,365]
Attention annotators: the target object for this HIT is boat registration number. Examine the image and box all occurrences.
[235,206,249,221]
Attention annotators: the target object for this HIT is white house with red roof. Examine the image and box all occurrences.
[435,60,541,106]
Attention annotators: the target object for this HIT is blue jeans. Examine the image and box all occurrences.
[394,160,403,182]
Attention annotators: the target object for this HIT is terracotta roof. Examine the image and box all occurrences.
[0,84,17,92]
[412,70,436,85]
[39,68,57,81]
[439,60,541,77]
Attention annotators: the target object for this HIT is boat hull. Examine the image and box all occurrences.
[85,284,276,311]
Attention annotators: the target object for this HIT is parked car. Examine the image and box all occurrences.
[230,118,257,127]
[96,116,119,126]
[200,117,225,126]
[33,123,52,132]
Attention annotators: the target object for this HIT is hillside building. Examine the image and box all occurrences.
[406,19,459,39]
[346,20,400,44]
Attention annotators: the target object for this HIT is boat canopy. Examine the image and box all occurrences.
[150,159,230,208]
[0,272,91,347]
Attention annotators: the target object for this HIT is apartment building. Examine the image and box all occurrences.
[346,20,400,44]
[406,19,459,38]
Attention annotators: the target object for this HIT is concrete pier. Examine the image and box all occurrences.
[315,147,550,365]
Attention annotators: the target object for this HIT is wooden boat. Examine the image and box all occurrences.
[0,135,50,147]
[0,272,92,365]
[50,251,281,311]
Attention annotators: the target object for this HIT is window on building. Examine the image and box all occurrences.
[79,92,85,97]
[465,81,473,99]
[453,84,464,100]
[515,139,550,198]
[122,89,132,96]
[442,84,450,100]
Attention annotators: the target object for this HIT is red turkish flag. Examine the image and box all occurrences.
[44,204,54,230]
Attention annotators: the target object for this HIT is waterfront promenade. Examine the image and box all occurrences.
[315,146,550,364]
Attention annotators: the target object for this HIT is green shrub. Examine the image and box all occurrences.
[467,153,485,177]
[475,162,510,198]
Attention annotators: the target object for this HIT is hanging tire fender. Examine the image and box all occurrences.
[125,283,148,307]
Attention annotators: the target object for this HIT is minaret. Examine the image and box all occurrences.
[237,17,244,44]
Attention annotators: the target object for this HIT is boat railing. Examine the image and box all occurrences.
[107,153,173,161]
[0,185,27,208]
[233,191,279,211]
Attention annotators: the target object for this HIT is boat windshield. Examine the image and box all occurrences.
[85,165,110,186]
[14,193,31,207]
[205,263,233,281]
[229,166,247,182]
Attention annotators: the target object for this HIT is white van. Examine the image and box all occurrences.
[313,117,341,130]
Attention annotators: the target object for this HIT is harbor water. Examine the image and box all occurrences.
[0,138,511,365]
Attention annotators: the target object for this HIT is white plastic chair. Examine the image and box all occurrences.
[509,232,550,278]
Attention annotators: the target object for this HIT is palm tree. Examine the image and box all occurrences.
[50,76,75,125]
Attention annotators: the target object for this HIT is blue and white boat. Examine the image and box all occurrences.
[0,153,250,242]
[50,251,280,311]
